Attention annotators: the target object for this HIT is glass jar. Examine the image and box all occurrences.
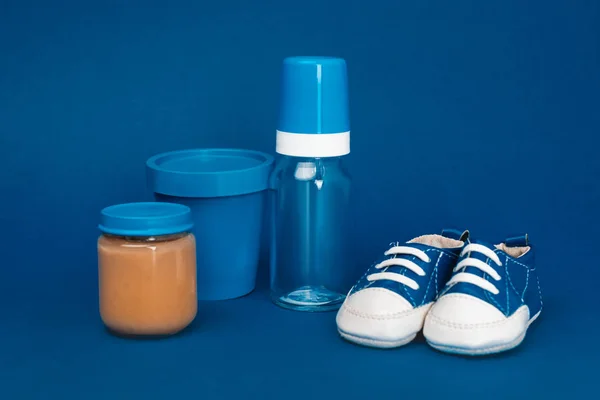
[97,202,197,336]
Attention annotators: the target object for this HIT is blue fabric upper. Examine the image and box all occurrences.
[348,230,467,308]
[441,234,543,319]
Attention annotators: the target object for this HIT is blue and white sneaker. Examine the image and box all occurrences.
[336,229,469,348]
[423,234,543,356]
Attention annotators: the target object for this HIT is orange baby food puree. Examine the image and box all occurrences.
[98,233,197,336]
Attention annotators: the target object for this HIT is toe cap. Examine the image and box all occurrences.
[344,287,413,316]
[423,293,530,353]
[336,288,431,344]
[428,293,506,325]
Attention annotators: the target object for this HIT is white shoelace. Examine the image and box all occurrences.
[366,246,431,290]
[446,243,502,294]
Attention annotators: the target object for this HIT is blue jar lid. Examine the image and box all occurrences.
[146,148,274,198]
[99,202,193,236]
[278,56,350,134]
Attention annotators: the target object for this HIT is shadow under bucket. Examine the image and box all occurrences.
[146,148,274,301]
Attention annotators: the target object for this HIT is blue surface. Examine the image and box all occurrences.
[98,202,193,236]
[278,56,350,133]
[146,148,274,198]
[0,0,598,398]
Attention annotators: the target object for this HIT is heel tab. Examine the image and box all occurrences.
[505,234,530,247]
[441,228,470,242]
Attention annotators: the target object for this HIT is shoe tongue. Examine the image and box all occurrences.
[461,239,498,277]
[379,242,431,264]
[466,239,495,260]
[387,241,430,251]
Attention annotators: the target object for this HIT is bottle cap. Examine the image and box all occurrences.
[276,56,350,157]
[99,202,193,237]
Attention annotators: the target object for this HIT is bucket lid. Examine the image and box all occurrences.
[99,202,193,236]
[146,148,274,198]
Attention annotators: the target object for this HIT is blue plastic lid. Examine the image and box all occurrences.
[278,56,350,134]
[99,202,193,236]
[146,148,274,198]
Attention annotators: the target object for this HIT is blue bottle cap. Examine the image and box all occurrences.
[98,202,194,237]
[278,56,350,134]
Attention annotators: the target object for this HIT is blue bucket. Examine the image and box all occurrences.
[146,148,274,300]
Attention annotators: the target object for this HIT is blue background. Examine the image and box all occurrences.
[1,0,598,398]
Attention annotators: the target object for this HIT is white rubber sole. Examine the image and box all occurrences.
[338,329,418,349]
[426,310,541,356]
[335,290,433,349]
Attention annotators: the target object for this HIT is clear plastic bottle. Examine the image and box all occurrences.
[269,56,353,311]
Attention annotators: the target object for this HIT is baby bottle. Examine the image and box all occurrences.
[269,56,353,312]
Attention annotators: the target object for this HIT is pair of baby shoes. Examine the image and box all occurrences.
[336,229,542,355]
